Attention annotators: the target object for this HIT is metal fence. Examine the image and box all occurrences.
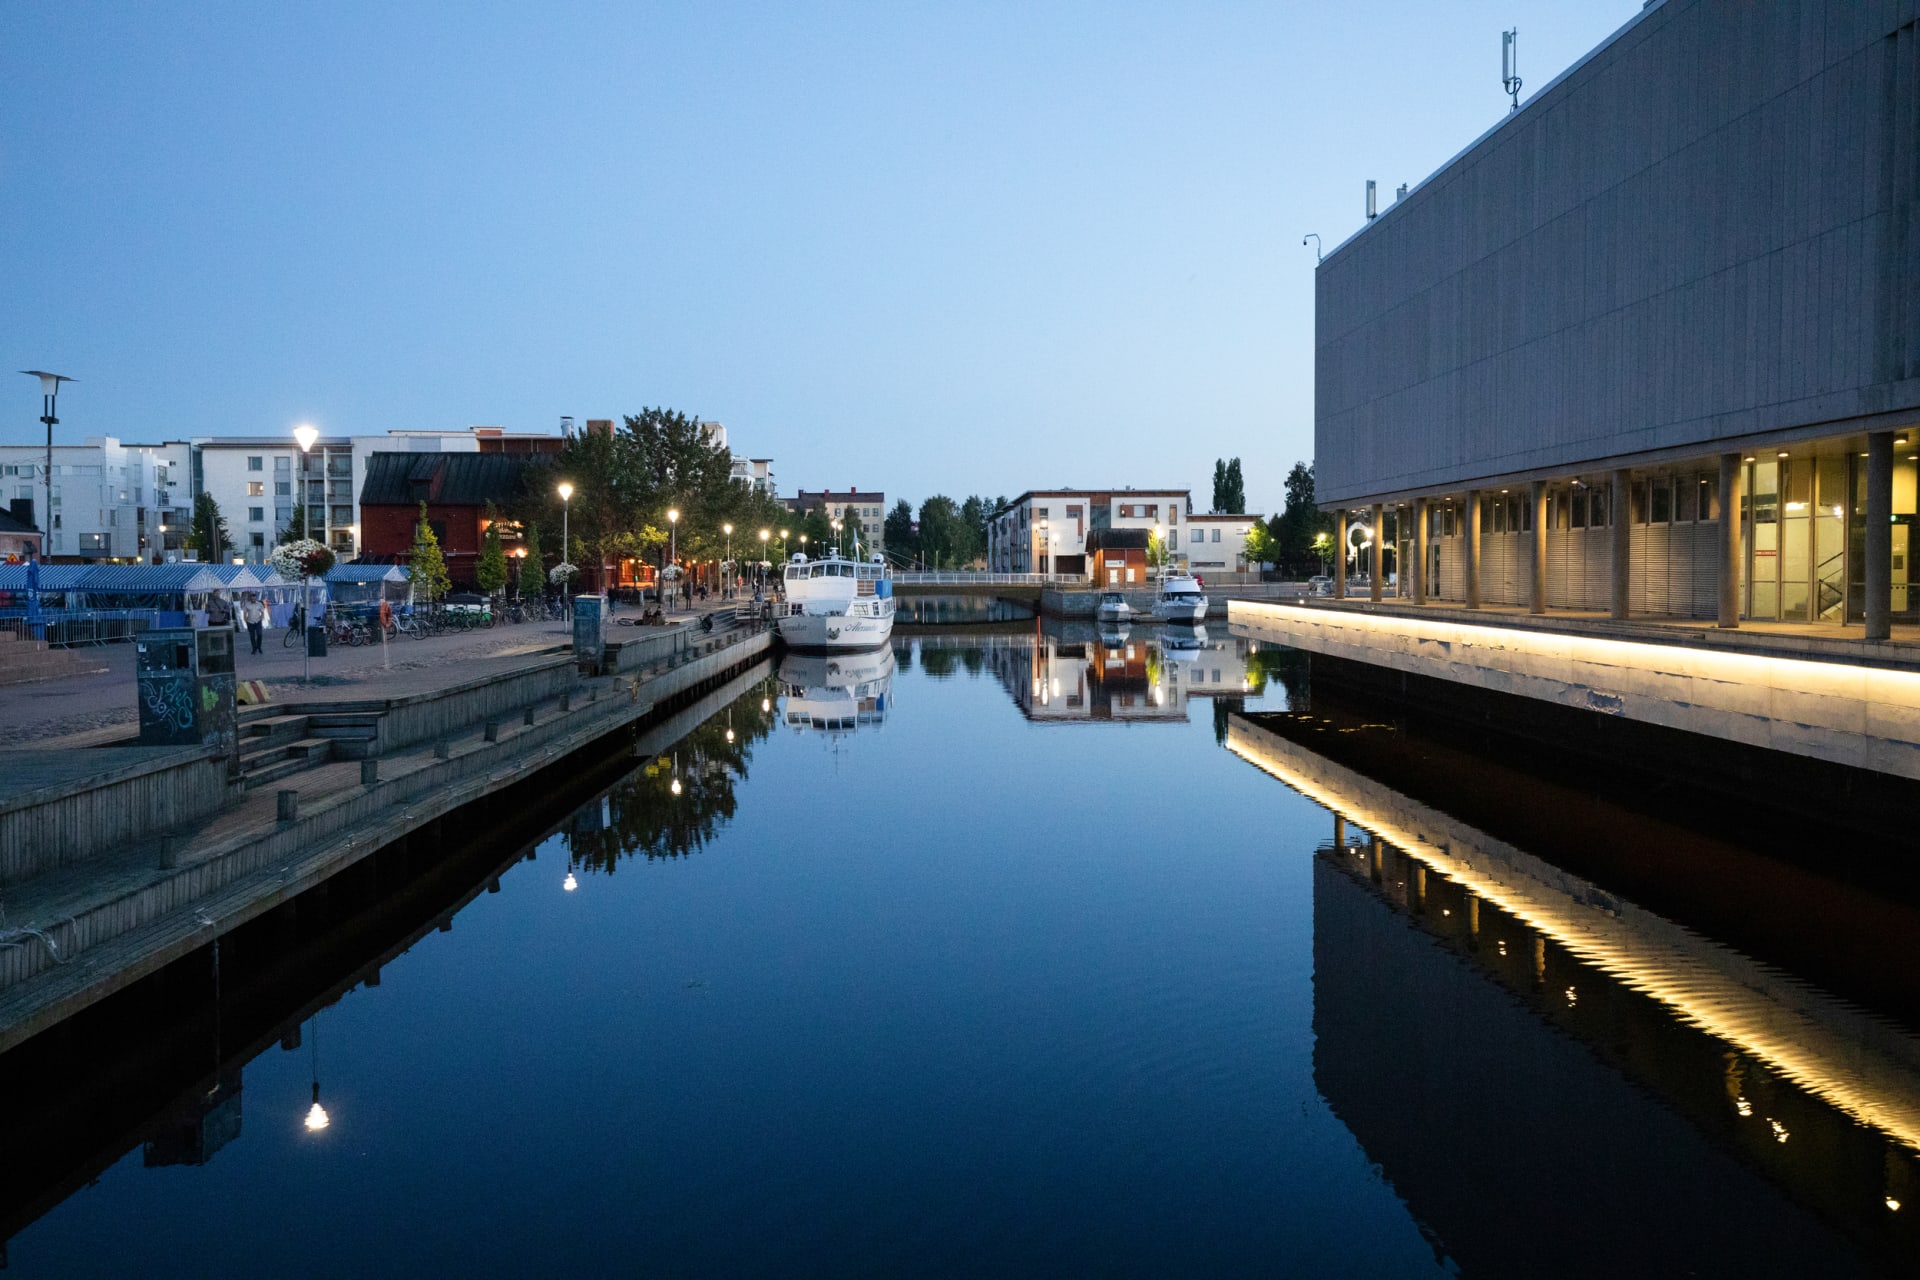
[0,609,169,647]
[891,572,1080,585]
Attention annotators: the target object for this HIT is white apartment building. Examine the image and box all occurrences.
[986,489,1191,576]
[0,436,178,562]
[730,457,776,497]
[788,490,885,554]
[1184,513,1266,575]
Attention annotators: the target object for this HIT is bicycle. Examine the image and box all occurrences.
[282,605,306,648]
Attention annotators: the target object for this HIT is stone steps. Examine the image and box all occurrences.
[0,632,101,686]
[238,737,333,790]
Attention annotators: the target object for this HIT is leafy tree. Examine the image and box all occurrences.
[1212,458,1246,513]
[1212,459,1229,513]
[187,493,232,561]
[518,522,544,598]
[1243,520,1278,568]
[884,499,919,563]
[918,495,977,568]
[1147,528,1168,569]
[1273,460,1333,576]
[276,503,311,545]
[410,501,451,603]
[476,502,509,596]
[959,495,993,563]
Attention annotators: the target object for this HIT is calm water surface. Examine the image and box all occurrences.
[7,626,1918,1277]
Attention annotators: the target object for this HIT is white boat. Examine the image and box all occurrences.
[1095,591,1132,623]
[1156,573,1209,624]
[773,550,896,650]
[777,648,895,734]
[1159,624,1209,654]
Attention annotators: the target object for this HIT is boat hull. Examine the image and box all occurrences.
[776,610,895,651]
[1158,600,1209,623]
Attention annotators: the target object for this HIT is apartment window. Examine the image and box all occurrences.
[250,532,266,550]
[249,507,265,522]
[247,481,264,497]
[1168,507,1176,523]
[275,456,291,472]
[247,456,263,471]
[275,481,290,496]
[330,505,351,526]
[1212,528,1221,543]
[1650,478,1672,524]
[1170,531,1179,548]
[108,509,118,526]
[79,533,108,552]
[1066,505,1082,519]
[1146,505,1159,519]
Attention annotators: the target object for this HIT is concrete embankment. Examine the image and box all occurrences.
[0,622,771,1054]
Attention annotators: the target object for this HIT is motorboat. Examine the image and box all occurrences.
[773,550,895,650]
[1155,573,1209,624]
[777,647,895,734]
[1097,621,1131,648]
[1095,591,1132,623]
[1159,624,1210,654]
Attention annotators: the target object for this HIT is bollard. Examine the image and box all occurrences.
[484,719,501,743]
[277,790,299,823]
[524,705,536,727]
[361,758,379,786]
[434,740,451,760]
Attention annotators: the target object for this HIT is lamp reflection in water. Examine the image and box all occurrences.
[563,871,578,892]
[303,1015,329,1132]
[670,752,683,796]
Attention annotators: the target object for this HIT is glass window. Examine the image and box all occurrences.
[247,456,263,471]
[1651,478,1672,523]
[1147,505,1159,519]
[275,456,290,471]
[249,507,264,522]
[1571,489,1587,529]
[251,532,266,549]
[1591,483,1611,527]
[1066,505,1083,518]
[247,481,264,497]
[1676,476,1698,522]
[1700,476,1719,521]
[1212,528,1221,543]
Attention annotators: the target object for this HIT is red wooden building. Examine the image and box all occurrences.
[357,453,534,586]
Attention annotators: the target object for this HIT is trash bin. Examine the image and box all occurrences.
[136,627,238,760]
[308,623,327,657]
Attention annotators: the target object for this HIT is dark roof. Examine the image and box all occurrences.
[1086,528,1151,551]
[0,508,40,536]
[359,452,536,508]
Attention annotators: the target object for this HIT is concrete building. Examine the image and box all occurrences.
[1185,513,1264,575]
[0,437,173,562]
[1314,0,1920,635]
[0,509,43,560]
[986,489,1190,576]
[787,490,885,554]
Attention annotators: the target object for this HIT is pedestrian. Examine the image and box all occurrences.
[241,592,266,654]
[205,589,234,632]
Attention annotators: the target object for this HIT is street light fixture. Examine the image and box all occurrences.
[295,425,319,684]
[722,523,733,598]
[758,528,770,592]
[667,508,679,594]
[21,372,74,558]
[557,482,574,610]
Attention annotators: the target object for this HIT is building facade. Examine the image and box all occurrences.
[357,452,535,585]
[1315,0,1920,632]
[1185,513,1264,574]
[986,489,1191,576]
[0,437,175,562]
[788,490,885,555]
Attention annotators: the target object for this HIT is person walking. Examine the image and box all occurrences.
[241,592,266,654]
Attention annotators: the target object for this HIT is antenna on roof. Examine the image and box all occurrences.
[1502,29,1522,111]
[1365,180,1377,221]
[1302,233,1321,262]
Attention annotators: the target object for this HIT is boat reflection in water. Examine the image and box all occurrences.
[1224,707,1920,1277]
[777,647,894,736]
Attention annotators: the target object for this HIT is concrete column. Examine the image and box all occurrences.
[1718,453,1742,628]
[1369,503,1384,602]
[1333,814,1346,849]
[1369,835,1384,883]
[1332,509,1346,599]
[1465,490,1482,609]
[1413,497,1429,605]
[1529,480,1548,614]
[1867,431,1895,641]
[1611,469,1632,620]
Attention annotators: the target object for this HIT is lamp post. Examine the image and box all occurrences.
[1037,518,1049,577]
[21,372,74,560]
[831,518,843,557]
[758,528,770,592]
[557,482,573,612]
[722,523,733,599]
[294,424,319,683]
[667,508,679,603]
[779,528,789,562]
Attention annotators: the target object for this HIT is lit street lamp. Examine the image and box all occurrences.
[557,482,573,609]
[758,528,770,592]
[779,528,789,562]
[294,424,320,683]
[831,518,843,557]
[20,371,74,561]
[667,508,679,601]
[722,522,733,599]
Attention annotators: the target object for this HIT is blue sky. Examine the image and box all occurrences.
[3,1,1633,514]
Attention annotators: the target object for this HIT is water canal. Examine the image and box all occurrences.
[3,624,1917,1277]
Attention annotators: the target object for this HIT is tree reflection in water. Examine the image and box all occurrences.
[563,679,781,872]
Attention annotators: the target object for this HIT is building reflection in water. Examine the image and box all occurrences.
[1225,711,1920,1276]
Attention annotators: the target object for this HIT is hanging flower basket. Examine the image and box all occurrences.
[549,561,578,584]
[271,539,335,580]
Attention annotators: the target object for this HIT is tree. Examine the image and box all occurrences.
[411,501,451,603]
[1243,520,1278,568]
[959,495,993,563]
[276,503,311,545]
[884,499,919,563]
[1212,458,1246,513]
[476,502,509,597]
[1147,528,1169,569]
[518,522,544,599]
[187,493,231,561]
[918,495,975,568]
[1273,460,1333,577]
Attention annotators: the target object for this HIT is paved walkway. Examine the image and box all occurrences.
[0,604,734,747]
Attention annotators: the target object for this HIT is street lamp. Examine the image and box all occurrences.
[21,372,74,559]
[1037,518,1049,577]
[667,508,679,597]
[758,528,770,591]
[831,518,843,557]
[294,425,320,684]
[557,482,573,611]
[722,523,733,599]
[779,528,789,561]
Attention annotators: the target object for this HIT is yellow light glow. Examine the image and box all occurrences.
[762,698,771,712]
[305,1102,329,1131]
[563,872,578,891]
[723,523,733,535]
[1888,1198,1903,1212]
[670,778,682,795]
[557,482,574,502]
[668,508,679,524]
[725,728,735,742]
[1224,714,1920,1154]
[293,424,319,452]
